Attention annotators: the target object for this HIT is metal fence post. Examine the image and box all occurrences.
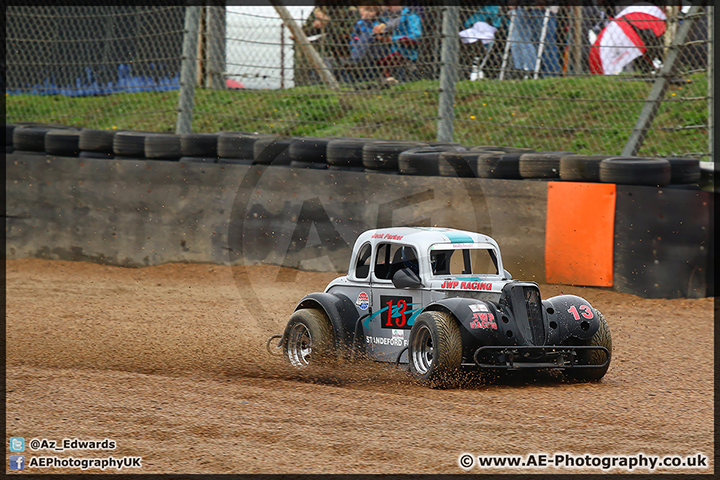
[437,4,459,142]
[176,5,201,135]
[204,2,226,90]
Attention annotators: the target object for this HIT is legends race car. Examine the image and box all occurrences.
[268,227,611,388]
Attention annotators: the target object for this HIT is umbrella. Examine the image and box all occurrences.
[226,78,245,89]
[589,4,666,75]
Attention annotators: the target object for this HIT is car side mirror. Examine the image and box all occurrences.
[392,268,423,289]
[503,269,512,280]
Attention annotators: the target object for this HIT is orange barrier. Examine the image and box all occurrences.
[545,182,616,287]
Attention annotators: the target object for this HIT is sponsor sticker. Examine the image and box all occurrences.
[356,292,370,310]
[469,303,488,312]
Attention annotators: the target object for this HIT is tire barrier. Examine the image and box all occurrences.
[253,136,295,166]
[363,140,424,172]
[181,133,218,158]
[476,151,523,179]
[289,136,330,166]
[144,133,182,160]
[519,151,575,179]
[398,146,465,176]
[599,157,672,186]
[438,150,479,178]
[559,154,614,182]
[45,129,81,157]
[113,131,150,158]
[79,129,116,154]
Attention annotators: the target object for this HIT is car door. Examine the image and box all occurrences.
[364,242,422,363]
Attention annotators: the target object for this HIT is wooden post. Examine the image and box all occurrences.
[269,0,340,91]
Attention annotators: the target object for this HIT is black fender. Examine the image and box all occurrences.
[295,292,361,359]
[542,295,601,345]
[424,298,503,362]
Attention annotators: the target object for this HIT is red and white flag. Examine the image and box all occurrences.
[589,5,666,75]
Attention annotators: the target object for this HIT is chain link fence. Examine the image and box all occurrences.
[5,3,713,158]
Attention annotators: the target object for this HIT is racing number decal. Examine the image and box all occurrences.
[380,295,413,330]
[568,305,594,320]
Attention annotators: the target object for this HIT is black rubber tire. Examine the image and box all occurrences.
[181,133,219,157]
[144,133,182,160]
[179,156,218,164]
[519,152,573,179]
[45,129,81,156]
[476,152,522,179]
[362,140,424,171]
[665,157,701,184]
[253,136,296,165]
[564,309,612,382]
[13,126,52,152]
[599,157,671,185]
[289,136,330,165]
[217,133,271,159]
[290,160,328,169]
[282,309,335,368]
[438,151,479,178]
[559,154,614,182]
[113,131,149,158]
[408,311,462,389]
[327,139,375,167]
[399,146,465,176]
[79,151,114,159]
[79,129,116,153]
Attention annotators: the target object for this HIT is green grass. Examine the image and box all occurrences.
[5,72,710,157]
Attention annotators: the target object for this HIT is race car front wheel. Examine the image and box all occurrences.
[282,308,334,368]
[408,311,462,388]
[563,309,612,382]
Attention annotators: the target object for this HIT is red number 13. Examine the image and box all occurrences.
[568,305,593,320]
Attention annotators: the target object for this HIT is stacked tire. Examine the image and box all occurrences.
[217,132,268,165]
[180,133,219,164]
[326,138,374,172]
[79,129,116,158]
[289,136,330,169]
[363,140,424,174]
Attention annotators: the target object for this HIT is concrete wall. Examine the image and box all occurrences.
[6,153,713,298]
[6,154,548,282]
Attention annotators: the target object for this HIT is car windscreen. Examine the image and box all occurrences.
[429,245,498,276]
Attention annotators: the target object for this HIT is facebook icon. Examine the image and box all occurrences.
[10,455,25,470]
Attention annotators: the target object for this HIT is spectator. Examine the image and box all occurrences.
[293,4,357,85]
[344,3,383,82]
[507,2,561,78]
[373,0,422,84]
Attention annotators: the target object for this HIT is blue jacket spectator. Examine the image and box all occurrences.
[389,7,422,61]
[464,5,505,30]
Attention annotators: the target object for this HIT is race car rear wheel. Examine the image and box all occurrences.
[408,311,462,388]
[564,309,612,382]
[282,308,334,368]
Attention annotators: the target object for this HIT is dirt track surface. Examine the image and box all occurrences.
[6,258,714,474]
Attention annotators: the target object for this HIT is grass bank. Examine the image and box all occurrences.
[6,72,709,157]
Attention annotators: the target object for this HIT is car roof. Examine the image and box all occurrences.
[354,227,498,251]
